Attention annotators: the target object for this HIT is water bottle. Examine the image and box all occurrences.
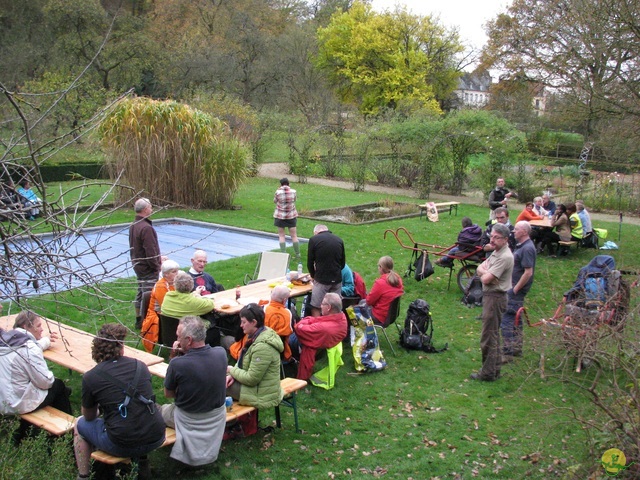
[225,396,233,411]
[297,262,303,276]
[286,268,291,281]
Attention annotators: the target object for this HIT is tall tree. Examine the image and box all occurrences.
[482,0,640,140]
[315,1,463,116]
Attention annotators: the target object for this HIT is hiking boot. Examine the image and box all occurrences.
[470,371,499,381]
[501,355,514,365]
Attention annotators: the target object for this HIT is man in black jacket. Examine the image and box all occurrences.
[488,178,516,220]
[307,224,345,317]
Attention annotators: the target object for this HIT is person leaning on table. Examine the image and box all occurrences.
[226,304,283,409]
[0,309,72,417]
[74,323,165,480]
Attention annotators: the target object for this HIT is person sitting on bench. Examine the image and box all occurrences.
[74,324,165,480]
[161,316,227,468]
[226,304,284,409]
[0,309,72,417]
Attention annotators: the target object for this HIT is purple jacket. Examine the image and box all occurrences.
[457,225,483,251]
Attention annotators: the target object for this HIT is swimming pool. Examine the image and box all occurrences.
[0,218,304,297]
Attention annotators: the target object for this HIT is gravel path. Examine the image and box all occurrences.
[258,162,639,226]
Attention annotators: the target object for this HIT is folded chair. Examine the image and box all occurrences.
[244,251,290,284]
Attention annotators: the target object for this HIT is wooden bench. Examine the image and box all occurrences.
[91,427,177,465]
[418,201,460,219]
[558,240,578,256]
[90,378,307,466]
[19,406,75,436]
[276,377,307,433]
[89,403,256,466]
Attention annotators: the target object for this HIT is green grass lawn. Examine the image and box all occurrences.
[3,177,638,479]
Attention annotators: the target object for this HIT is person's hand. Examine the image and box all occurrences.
[225,375,235,388]
[48,331,59,343]
[170,341,183,358]
[194,285,205,296]
[226,365,233,374]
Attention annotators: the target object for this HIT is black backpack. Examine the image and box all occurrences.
[399,299,448,353]
[462,275,483,307]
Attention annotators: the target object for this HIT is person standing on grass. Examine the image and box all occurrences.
[488,178,516,220]
[129,198,162,330]
[500,221,536,362]
[273,178,300,259]
[161,316,227,468]
[307,224,345,317]
[471,223,514,382]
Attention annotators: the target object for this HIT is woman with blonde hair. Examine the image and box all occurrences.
[365,256,404,325]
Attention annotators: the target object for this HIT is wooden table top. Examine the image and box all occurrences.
[529,217,552,228]
[0,314,164,374]
[205,276,313,315]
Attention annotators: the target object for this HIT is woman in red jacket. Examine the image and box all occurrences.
[366,256,404,325]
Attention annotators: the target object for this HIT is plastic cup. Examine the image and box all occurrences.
[225,396,233,410]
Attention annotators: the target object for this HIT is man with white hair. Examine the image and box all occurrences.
[161,316,227,468]
[188,250,224,295]
[500,221,536,362]
[129,198,162,329]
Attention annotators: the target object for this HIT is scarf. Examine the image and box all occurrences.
[237,327,265,369]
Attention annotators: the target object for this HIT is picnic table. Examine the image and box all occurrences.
[529,217,552,228]
[205,275,313,315]
[0,314,164,374]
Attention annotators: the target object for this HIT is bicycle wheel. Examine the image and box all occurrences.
[457,264,478,292]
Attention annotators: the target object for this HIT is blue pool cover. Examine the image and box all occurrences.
[0,218,304,297]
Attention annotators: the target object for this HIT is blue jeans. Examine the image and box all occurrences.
[77,417,165,458]
[500,289,526,356]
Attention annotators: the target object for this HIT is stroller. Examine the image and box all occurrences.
[531,255,631,372]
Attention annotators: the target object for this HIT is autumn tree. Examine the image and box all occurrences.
[482,0,640,142]
[315,1,464,116]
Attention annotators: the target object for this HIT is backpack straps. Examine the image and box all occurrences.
[94,361,156,418]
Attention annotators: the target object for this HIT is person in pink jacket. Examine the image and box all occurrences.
[294,293,347,381]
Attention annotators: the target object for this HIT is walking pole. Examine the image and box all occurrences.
[618,212,623,242]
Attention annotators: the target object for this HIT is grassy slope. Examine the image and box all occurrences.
[7,177,638,479]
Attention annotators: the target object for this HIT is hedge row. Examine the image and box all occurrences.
[39,162,108,182]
